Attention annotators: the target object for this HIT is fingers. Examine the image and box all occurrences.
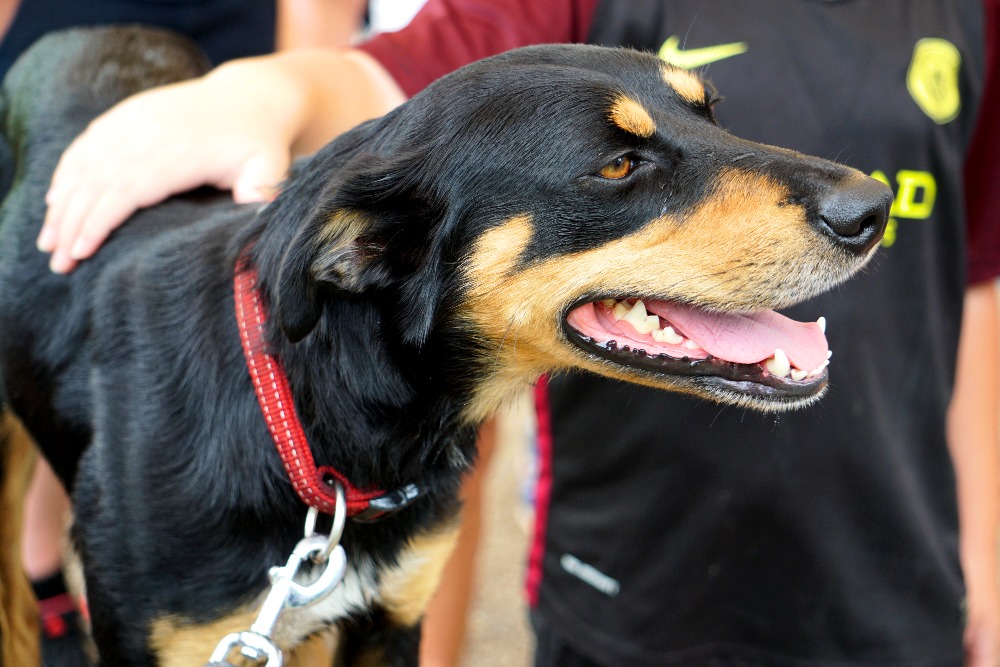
[965,613,1000,667]
[41,134,150,273]
[38,180,146,273]
[39,107,288,272]
[35,55,310,272]
[39,95,155,272]
[42,141,113,271]
[42,146,290,274]
[231,151,290,204]
[41,145,290,274]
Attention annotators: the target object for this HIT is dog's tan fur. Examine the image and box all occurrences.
[608,96,657,138]
[0,412,40,667]
[660,65,707,104]
[377,522,462,628]
[458,164,856,422]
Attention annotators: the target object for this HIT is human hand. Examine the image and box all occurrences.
[39,58,303,273]
[965,597,1000,667]
[39,48,405,274]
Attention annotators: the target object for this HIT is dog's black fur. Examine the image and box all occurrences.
[0,26,889,666]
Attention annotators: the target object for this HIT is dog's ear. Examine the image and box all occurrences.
[273,206,382,342]
[245,122,387,343]
[334,163,457,347]
[251,110,458,346]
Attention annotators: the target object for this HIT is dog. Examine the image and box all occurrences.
[0,26,890,666]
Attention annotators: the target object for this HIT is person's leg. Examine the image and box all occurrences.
[0,410,40,667]
[21,457,68,584]
[21,456,89,665]
[419,419,497,666]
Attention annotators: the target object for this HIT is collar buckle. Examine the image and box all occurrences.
[350,484,423,523]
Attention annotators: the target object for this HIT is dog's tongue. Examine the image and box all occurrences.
[646,300,828,371]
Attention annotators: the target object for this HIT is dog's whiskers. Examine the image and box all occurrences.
[494,318,519,369]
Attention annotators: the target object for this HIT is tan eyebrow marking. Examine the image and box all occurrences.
[660,65,707,105]
[608,95,656,138]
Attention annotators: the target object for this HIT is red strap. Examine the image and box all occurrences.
[234,267,384,516]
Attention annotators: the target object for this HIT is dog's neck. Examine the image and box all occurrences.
[258,295,484,500]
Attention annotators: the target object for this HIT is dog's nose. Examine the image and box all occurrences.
[814,176,892,255]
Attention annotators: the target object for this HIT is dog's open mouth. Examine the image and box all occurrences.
[564,298,830,401]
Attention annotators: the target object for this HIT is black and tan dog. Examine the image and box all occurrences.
[0,26,890,666]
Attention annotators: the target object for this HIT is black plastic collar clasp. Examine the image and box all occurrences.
[350,484,423,522]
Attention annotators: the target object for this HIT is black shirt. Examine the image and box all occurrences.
[532,1,988,664]
[0,0,275,79]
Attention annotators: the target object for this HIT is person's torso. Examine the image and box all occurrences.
[0,0,276,79]
[533,1,986,665]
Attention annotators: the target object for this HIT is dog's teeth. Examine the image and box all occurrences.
[621,300,660,334]
[601,299,617,308]
[827,350,833,359]
[683,339,702,351]
[764,348,791,377]
[652,325,684,345]
[626,299,648,316]
[612,301,630,320]
[817,316,827,333]
[807,359,830,377]
[790,369,808,381]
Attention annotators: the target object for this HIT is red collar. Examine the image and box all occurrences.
[233,265,419,520]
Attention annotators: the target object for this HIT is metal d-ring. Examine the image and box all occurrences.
[302,481,346,562]
[205,485,349,667]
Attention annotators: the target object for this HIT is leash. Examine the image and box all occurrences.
[205,262,424,666]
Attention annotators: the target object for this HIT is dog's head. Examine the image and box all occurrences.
[251,44,890,420]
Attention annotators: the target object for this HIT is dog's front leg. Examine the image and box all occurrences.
[333,520,461,667]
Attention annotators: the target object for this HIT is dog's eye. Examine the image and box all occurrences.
[598,156,637,180]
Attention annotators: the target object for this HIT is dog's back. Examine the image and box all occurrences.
[0,27,212,486]
[0,28,212,661]
[1,26,208,203]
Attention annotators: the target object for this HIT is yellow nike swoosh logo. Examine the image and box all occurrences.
[658,36,748,69]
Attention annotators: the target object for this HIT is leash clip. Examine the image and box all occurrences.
[206,486,348,666]
[206,630,282,667]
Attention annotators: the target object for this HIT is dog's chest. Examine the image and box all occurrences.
[274,557,380,645]
[275,522,460,646]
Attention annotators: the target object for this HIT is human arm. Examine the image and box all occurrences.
[946,281,1000,667]
[39,0,597,273]
[956,5,1000,659]
[276,0,368,50]
[39,48,405,273]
